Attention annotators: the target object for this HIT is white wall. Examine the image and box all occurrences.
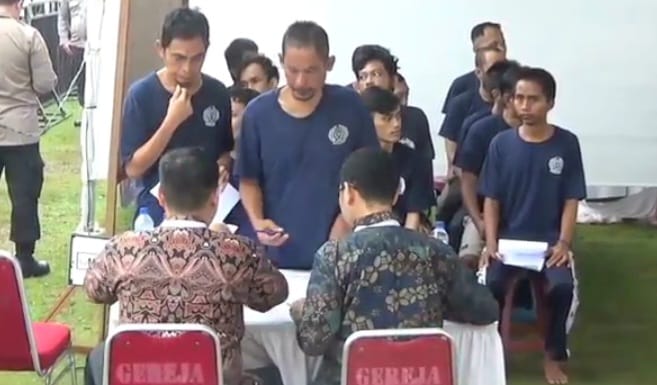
[90,0,657,187]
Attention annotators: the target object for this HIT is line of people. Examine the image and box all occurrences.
[106,7,584,385]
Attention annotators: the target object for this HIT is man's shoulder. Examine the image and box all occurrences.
[345,226,454,257]
[448,90,474,112]
[469,114,500,134]
[402,105,428,120]
[244,89,278,116]
[450,71,477,89]
[554,125,579,142]
[325,83,365,105]
[201,74,229,96]
[126,72,160,99]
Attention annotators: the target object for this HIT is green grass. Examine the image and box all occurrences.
[1,104,656,384]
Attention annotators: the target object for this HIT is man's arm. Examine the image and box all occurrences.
[439,99,467,175]
[123,87,190,178]
[295,241,344,356]
[83,240,120,304]
[558,200,578,247]
[404,152,435,230]
[237,105,265,223]
[442,256,499,325]
[57,0,71,45]
[477,139,503,251]
[29,31,57,95]
[461,172,482,226]
[245,244,288,312]
[483,198,500,250]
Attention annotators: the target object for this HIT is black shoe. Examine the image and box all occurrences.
[17,256,51,278]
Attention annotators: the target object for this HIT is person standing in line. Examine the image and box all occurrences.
[0,0,57,278]
[441,21,506,113]
[224,37,258,89]
[120,7,234,226]
[238,21,379,269]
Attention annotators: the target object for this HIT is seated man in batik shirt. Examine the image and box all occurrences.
[83,147,288,385]
[290,148,499,385]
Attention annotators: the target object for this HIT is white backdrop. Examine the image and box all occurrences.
[88,0,657,187]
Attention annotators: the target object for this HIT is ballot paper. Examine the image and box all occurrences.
[150,183,241,226]
[498,239,548,272]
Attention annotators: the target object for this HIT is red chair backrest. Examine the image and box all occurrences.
[0,253,35,370]
[343,330,455,385]
[107,326,222,385]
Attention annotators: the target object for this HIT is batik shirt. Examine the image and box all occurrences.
[293,211,499,385]
[84,220,289,385]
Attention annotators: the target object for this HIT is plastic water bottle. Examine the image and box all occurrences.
[134,207,155,231]
[431,221,450,244]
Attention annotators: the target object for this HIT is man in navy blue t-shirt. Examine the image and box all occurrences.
[479,68,586,384]
[439,47,505,173]
[120,8,233,225]
[350,44,435,160]
[238,21,379,269]
[360,87,434,230]
[441,22,507,113]
[455,60,521,265]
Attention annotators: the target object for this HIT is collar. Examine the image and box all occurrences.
[159,219,207,229]
[353,211,400,232]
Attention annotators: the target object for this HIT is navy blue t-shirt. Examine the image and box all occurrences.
[441,71,479,113]
[391,142,435,221]
[438,89,490,142]
[455,114,510,175]
[120,72,233,225]
[238,85,379,269]
[401,105,435,160]
[478,127,587,244]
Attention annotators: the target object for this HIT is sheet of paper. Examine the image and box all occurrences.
[498,239,548,272]
[150,182,241,225]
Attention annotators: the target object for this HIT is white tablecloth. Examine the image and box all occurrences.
[107,270,506,385]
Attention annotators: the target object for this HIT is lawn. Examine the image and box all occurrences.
[0,104,656,384]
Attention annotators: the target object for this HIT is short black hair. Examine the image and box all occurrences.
[474,46,503,68]
[351,45,399,79]
[160,8,210,49]
[230,87,260,106]
[225,38,258,82]
[238,55,279,82]
[515,67,557,102]
[282,21,330,58]
[470,22,502,43]
[340,148,400,205]
[360,86,400,115]
[483,60,522,95]
[159,147,218,212]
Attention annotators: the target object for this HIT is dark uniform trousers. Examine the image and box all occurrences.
[0,143,44,252]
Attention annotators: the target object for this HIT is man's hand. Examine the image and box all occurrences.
[546,241,571,268]
[166,85,193,127]
[218,165,229,192]
[479,245,502,269]
[60,42,73,56]
[209,222,231,233]
[289,298,305,322]
[254,218,289,247]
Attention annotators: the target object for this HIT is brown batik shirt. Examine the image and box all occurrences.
[84,220,289,385]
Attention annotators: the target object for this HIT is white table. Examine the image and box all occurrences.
[242,270,506,385]
[108,270,506,385]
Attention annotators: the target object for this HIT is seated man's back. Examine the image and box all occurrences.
[84,147,288,385]
[292,148,498,385]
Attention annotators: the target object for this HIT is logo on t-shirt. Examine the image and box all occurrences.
[400,137,416,149]
[398,177,406,195]
[203,106,221,127]
[328,124,349,145]
[548,156,564,175]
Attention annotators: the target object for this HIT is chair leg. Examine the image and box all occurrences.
[68,349,79,385]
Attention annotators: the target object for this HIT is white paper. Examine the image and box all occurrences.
[69,233,110,286]
[150,182,241,225]
[498,239,548,272]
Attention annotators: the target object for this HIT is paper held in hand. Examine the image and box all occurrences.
[498,239,548,272]
[150,182,240,232]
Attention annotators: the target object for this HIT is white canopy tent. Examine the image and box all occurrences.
[81,0,657,231]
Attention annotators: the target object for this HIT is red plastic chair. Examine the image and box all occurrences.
[341,328,456,385]
[0,251,77,385]
[103,323,222,385]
